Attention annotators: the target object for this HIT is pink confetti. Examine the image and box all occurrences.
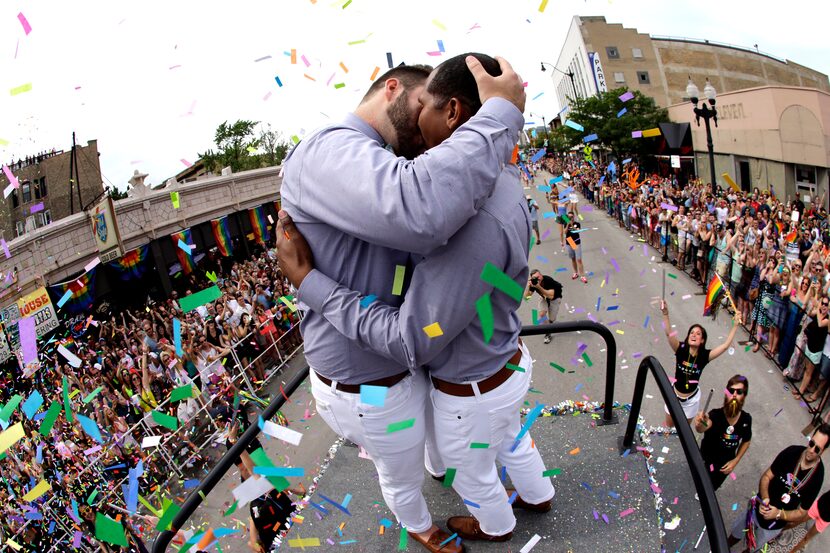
[301,54,311,67]
[729,472,737,480]
[672,497,678,504]
[263,91,272,101]
[169,65,182,70]
[426,51,443,56]
[619,508,635,518]
[180,159,193,167]
[2,165,19,189]
[326,72,335,86]
[1,239,10,259]
[650,484,661,494]
[17,12,32,35]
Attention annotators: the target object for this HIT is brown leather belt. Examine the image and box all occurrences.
[431,341,523,397]
[313,370,410,394]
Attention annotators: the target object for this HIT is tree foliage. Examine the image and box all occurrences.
[553,87,669,159]
[198,120,291,174]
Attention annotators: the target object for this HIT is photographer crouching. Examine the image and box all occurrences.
[528,269,563,344]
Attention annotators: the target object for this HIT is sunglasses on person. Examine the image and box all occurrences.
[727,387,746,396]
[808,439,825,454]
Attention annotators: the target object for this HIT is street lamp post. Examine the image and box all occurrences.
[529,112,549,142]
[541,61,577,103]
[686,77,719,190]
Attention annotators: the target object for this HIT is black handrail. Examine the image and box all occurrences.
[152,366,310,553]
[520,321,618,425]
[152,321,616,552]
[621,355,729,553]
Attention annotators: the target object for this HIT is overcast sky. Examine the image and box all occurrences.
[2,0,828,190]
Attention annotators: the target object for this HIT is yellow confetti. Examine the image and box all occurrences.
[641,128,662,138]
[288,537,321,547]
[23,480,50,502]
[423,322,444,338]
[616,330,625,335]
[432,19,447,31]
[9,83,32,96]
[5,539,22,551]
[0,423,25,455]
[538,0,549,12]
[0,138,9,146]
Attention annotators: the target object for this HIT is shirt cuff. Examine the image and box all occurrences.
[296,269,338,314]
[480,97,525,136]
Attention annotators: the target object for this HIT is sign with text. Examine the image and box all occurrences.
[89,196,122,263]
[0,287,59,364]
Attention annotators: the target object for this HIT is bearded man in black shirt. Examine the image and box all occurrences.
[694,375,752,490]
[728,424,829,552]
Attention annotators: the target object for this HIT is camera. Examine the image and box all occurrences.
[530,277,539,286]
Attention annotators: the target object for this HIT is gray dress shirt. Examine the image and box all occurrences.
[298,166,531,384]
[281,98,523,384]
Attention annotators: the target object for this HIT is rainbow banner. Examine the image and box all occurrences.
[211,217,234,257]
[702,274,724,316]
[171,229,196,275]
[109,245,149,280]
[48,268,97,315]
[249,205,270,244]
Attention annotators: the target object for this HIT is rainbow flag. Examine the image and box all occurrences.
[49,268,97,315]
[171,229,196,274]
[109,245,149,280]
[211,217,234,257]
[702,274,724,316]
[249,206,270,244]
[784,228,798,243]
[774,221,785,236]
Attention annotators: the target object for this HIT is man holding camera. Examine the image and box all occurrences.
[528,269,563,344]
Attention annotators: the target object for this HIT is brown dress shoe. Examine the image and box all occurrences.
[505,488,552,513]
[446,516,512,542]
[407,528,465,553]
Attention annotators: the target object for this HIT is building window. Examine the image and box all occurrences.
[11,189,19,208]
[15,221,25,237]
[34,177,47,199]
[25,215,36,232]
[632,48,644,59]
[614,72,625,83]
[43,209,52,225]
[22,183,31,203]
[605,46,619,59]
[637,71,651,84]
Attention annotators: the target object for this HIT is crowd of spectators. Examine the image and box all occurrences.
[0,245,301,551]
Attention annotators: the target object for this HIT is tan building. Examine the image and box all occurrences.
[667,86,830,204]
[552,16,829,109]
[0,140,105,240]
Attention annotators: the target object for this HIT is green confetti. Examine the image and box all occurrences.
[443,468,456,488]
[480,262,524,302]
[550,362,566,373]
[506,363,526,373]
[392,265,406,296]
[667,273,678,279]
[398,526,408,550]
[249,448,290,492]
[387,418,416,433]
[62,376,73,423]
[532,309,539,325]
[95,513,128,547]
[155,502,181,532]
[179,285,222,313]
[223,500,239,516]
[86,489,99,506]
[137,494,162,517]
[543,468,563,477]
[470,442,489,449]
[347,39,366,45]
[151,410,179,431]
[0,395,23,422]
[475,293,494,343]
[170,385,194,403]
[39,402,62,437]
[334,83,346,89]
[582,353,593,367]
[82,387,104,404]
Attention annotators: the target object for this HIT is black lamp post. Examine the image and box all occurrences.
[529,112,549,142]
[541,61,577,103]
[686,77,719,189]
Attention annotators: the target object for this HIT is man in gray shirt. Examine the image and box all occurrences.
[279,54,553,545]
[279,57,526,551]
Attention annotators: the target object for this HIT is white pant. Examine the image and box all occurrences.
[428,342,555,536]
[310,369,433,533]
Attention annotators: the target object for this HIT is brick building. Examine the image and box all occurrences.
[0,139,104,241]
[551,16,830,110]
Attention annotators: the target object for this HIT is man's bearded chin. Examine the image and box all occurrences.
[724,396,744,418]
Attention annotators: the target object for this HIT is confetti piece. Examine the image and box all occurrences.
[22,391,43,419]
[582,353,593,367]
[10,83,32,96]
[620,508,636,518]
[274,76,284,87]
[359,385,388,407]
[254,466,305,477]
[2,166,19,190]
[23,480,50,502]
[617,108,627,117]
[470,442,490,449]
[667,273,678,279]
[583,133,598,143]
[550,362,566,373]
[463,499,481,508]
[334,82,345,89]
[642,128,661,138]
[82,387,104,404]
[151,410,179,431]
[619,91,634,102]
[179,285,222,312]
[542,468,562,477]
[443,468,457,488]
[391,264,406,295]
[179,158,192,167]
[569,447,580,455]
[261,420,303,445]
[423,322,443,338]
[96,513,128,547]
[17,12,33,35]
[520,534,542,552]
[607,305,619,311]
[30,202,44,213]
[432,19,447,30]
[475,293,495,343]
[564,120,584,132]
[506,363,525,372]
[387,418,415,433]
[631,131,643,138]
[773,407,783,417]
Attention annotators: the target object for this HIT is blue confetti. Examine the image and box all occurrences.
[463,499,481,508]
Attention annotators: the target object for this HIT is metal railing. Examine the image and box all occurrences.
[621,355,729,553]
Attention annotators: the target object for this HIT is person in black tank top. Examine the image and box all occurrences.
[660,300,742,427]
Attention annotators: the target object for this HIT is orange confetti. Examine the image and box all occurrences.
[370,66,380,80]
[290,49,297,64]
[567,237,578,250]
[304,74,316,81]
[569,447,581,455]
[339,61,349,73]
[510,144,519,165]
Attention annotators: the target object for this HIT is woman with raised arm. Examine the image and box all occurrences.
[660,300,742,427]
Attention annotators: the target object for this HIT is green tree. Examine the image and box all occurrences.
[556,87,669,159]
[258,124,290,167]
[108,186,128,200]
[199,119,260,173]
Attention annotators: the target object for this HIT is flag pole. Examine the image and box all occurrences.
[714,272,738,314]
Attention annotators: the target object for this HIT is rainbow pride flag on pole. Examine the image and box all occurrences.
[171,229,196,274]
[702,274,724,316]
[49,268,97,315]
[109,245,149,280]
[249,206,270,244]
[211,217,234,257]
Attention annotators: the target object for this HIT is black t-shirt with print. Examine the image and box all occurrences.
[537,275,563,301]
[566,221,582,245]
[699,408,752,466]
[673,342,710,395]
[759,445,825,530]
[251,489,295,550]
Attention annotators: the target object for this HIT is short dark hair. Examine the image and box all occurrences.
[726,374,748,395]
[813,423,830,442]
[360,65,432,103]
[427,53,501,114]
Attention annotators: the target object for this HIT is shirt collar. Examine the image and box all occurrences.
[343,113,386,147]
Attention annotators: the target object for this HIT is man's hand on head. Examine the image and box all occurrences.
[276,210,314,289]
[466,55,526,113]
